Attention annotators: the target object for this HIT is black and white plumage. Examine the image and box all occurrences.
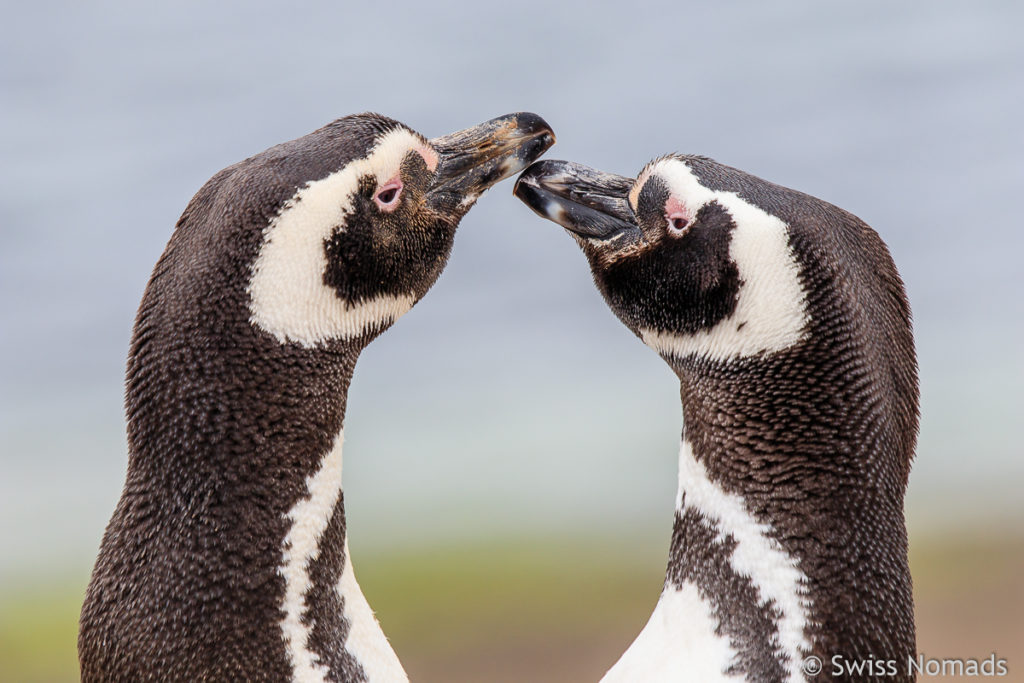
[78,112,554,682]
[515,155,918,682]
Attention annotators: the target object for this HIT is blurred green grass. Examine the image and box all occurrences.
[0,582,83,683]
[2,532,1021,682]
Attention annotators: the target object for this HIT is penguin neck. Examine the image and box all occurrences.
[654,352,915,681]
[84,339,408,682]
[277,409,408,683]
[195,348,407,682]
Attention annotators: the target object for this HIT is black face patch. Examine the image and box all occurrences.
[322,167,456,305]
[634,174,670,238]
[398,151,432,199]
[594,201,741,336]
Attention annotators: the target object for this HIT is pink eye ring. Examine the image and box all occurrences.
[667,213,690,235]
[374,179,403,211]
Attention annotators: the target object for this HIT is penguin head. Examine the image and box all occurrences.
[514,154,909,365]
[160,112,553,352]
[245,112,554,348]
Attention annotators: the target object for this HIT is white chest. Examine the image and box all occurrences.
[601,583,739,683]
[602,439,812,682]
[278,430,408,682]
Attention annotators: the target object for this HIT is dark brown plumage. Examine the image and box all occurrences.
[515,154,918,682]
[80,112,554,682]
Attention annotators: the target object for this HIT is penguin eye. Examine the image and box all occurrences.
[374,181,403,211]
[668,215,689,235]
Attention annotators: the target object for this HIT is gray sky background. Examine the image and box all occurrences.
[2,0,1022,577]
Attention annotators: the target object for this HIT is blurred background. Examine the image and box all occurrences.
[2,1,1022,680]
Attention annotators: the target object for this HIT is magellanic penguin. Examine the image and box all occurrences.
[79,112,555,682]
[515,155,918,683]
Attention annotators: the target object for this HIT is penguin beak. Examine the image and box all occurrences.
[427,113,556,210]
[513,160,640,241]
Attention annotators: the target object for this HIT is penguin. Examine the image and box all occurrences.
[514,155,918,683]
[78,112,555,682]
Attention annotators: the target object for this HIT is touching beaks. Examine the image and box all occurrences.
[513,159,640,241]
[427,113,556,209]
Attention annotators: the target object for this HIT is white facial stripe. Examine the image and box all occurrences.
[247,128,426,347]
[279,430,345,682]
[638,158,808,362]
[338,538,409,681]
[676,439,811,683]
[366,128,436,178]
[601,583,737,683]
